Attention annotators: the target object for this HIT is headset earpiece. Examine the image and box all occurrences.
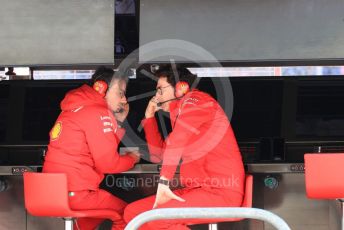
[93,80,108,97]
[175,81,190,98]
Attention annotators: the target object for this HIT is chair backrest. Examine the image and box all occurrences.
[241,174,253,207]
[23,172,74,217]
[304,153,344,199]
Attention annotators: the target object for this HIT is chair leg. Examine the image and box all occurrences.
[64,218,73,230]
[209,223,218,230]
[342,201,344,230]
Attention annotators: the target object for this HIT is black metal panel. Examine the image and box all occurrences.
[230,79,284,141]
[22,86,73,142]
[0,84,9,143]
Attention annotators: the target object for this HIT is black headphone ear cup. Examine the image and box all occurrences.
[93,80,108,97]
[175,81,190,97]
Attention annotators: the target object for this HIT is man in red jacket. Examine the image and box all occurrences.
[124,66,245,229]
[43,66,140,230]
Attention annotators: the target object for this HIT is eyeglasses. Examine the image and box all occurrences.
[156,85,172,95]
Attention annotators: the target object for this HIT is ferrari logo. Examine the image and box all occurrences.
[50,121,62,141]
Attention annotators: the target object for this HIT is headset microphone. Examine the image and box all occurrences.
[114,108,124,113]
[157,97,180,107]
[114,103,126,113]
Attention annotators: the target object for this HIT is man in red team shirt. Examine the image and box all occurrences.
[124,66,245,229]
[43,66,140,230]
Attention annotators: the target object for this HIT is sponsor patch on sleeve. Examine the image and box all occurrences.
[183,97,199,106]
[100,116,114,133]
[50,121,62,141]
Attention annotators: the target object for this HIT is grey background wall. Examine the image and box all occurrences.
[0,0,114,66]
[140,0,344,63]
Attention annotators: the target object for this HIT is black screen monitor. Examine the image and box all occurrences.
[296,80,344,140]
[197,78,283,141]
[0,84,10,142]
[22,83,81,143]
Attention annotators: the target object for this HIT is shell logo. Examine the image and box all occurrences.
[50,121,62,141]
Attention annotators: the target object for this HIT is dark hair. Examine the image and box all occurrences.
[90,66,127,87]
[155,66,198,88]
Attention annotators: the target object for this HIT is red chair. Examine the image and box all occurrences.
[208,174,253,230]
[23,172,122,230]
[304,153,344,230]
[241,174,253,208]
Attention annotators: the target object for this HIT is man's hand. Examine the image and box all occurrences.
[145,96,159,119]
[126,151,140,164]
[114,103,129,123]
[153,182,185,208]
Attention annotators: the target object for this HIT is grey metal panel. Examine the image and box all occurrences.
[0,163,307,175]
[26,215,64,230]
[0,0,114,66]
[247,163,305,173]
[1,165,343,229]
[254,173,342,230]
[329,200,342,230]
[0,166,38,176]
[140,0,344,63]
[0,176,64,230]
[0,176,26,230]
[121,163,161,174]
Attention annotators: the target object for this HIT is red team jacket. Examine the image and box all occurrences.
[43,84,135,191]
[142,90,244,194]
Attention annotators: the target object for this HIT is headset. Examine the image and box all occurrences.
[175,81,190,98]
[91,71,111,97]
[93,80,108,97]
[92,72,125,113]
